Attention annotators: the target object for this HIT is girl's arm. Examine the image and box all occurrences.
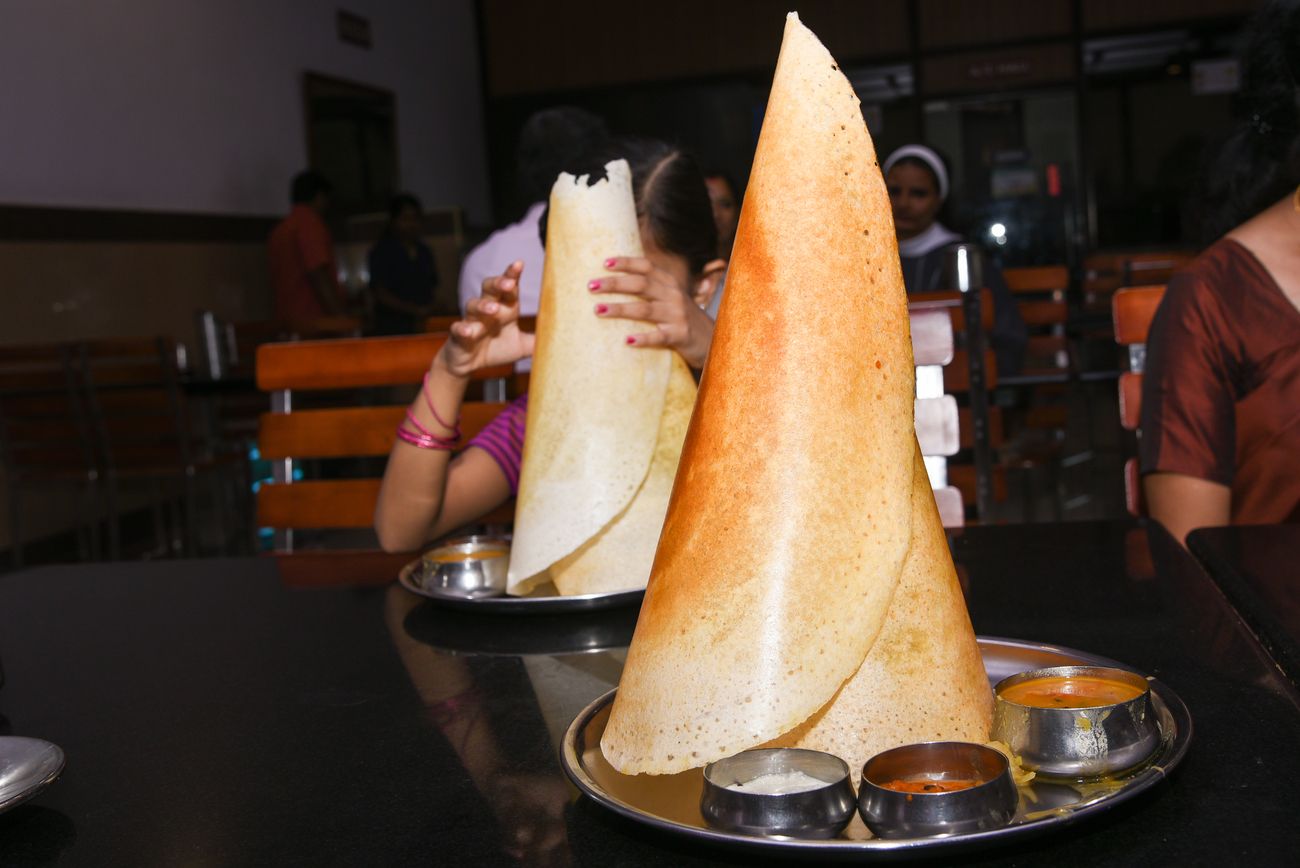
[374,262,532,552]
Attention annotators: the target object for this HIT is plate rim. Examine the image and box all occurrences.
[397,557,644,614]
[560,635,1192,858]
[0,736,66,815]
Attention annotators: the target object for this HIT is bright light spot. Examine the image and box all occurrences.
[989,222,1007,239]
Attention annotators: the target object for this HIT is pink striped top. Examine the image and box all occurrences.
[466,393,528,494]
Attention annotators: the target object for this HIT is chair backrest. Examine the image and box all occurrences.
[1112,284,1167,515]
[1084,250,1190,312]
[909,304,963,528]
[255,333,511,551]
[1003,265,1070,375]
[908,289,1000,520]
[76,337,200,474]
[0,343,97,484]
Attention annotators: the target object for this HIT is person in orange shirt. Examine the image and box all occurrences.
[268,170,344,324]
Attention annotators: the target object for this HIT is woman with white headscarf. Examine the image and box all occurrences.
[884,144,1026,375]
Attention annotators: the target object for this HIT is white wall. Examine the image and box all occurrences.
[0,0,490,222]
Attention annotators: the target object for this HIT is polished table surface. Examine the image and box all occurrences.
[2,520,1299,867]
[1188,523,1300,690]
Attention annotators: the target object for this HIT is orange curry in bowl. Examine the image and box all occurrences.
[999,674,1146,709]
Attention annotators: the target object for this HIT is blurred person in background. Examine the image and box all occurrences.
[1144,0,1300,543]
[702,170,742,319]
[457,107,611,319]
[884,144,1026,376]
[368,193,440,335]
[269,170,345,325]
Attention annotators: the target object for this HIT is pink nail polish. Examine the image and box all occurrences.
[588,279,601,291]
[604,258,617,269]
[595,304,608,314]
[625,336,636,345]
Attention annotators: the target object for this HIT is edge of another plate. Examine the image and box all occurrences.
[0,737,66,815]
[397,557,644,614]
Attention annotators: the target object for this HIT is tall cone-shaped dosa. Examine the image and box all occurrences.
[507,160,697,597]
[600,13,991,776]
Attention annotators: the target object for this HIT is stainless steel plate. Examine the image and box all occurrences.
[398,558,644,614]
[0,737,66,815]
[561,637,1192,860]
[402,599,638,656]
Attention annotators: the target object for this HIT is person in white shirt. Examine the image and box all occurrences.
[458,107,610,319]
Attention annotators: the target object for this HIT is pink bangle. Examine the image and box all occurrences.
[404,408,460,444]
[422,372,460,433]
[396,424,456,451]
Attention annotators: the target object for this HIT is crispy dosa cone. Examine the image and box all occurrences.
[601,13,921,774]
[770,442,993,779]
[507,160,697,596]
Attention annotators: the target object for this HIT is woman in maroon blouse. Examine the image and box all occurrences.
[1142,0,1300,542]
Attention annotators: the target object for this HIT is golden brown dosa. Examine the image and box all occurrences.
[507,160,697,596]
[600,13,990,777]
[769,443,992,773]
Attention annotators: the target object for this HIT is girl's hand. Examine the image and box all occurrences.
[589,257,715,369]
[441,261,535,377]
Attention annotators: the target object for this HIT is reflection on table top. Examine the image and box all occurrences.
[1188,523,1300,691]
[1,521,1298,867]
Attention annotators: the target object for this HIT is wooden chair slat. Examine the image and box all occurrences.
[943,350,999,392]
[1112,285,1167,346]
[957,405,1004,450]
[258,402,506,460]
[258,480,515,530]
[909,289,995,332]
[1003,265,1068,293]
[932,486,964,529]
[948,463,1008,506]
[258,479,383,528]
[1124,457,1142,516]
[909,308,954,367]
[256,334,441,390]
[1119,371,1143,431]
[1018,298,1068,327]
[915,396,959,457]
[255,333,511,391]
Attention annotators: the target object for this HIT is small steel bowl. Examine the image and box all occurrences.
[858,742,1018,838]
[992,665,1161,779]
[701,748,857,839]
[420,536,511,598]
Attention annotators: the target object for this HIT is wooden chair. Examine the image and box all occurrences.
[0,343,102,565]
[255,334,513,558]
[1001,265,1097,518]
[909,305,965,528]
[1003,265,1072,380]
[908,289,1001,522]
[77,337,246,558]
[1083,250,1191,315]
[1112,285,1166,515]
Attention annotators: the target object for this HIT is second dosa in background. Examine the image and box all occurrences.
[374,140,726,595]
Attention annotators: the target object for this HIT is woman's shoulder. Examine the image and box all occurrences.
[1172,238,1271,297]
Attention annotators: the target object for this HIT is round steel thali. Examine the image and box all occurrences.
[398,557,644,615]
[560,637,1192,860]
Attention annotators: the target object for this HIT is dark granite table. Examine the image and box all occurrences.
[1189,524,1300,691]
[1,520,1298,867]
